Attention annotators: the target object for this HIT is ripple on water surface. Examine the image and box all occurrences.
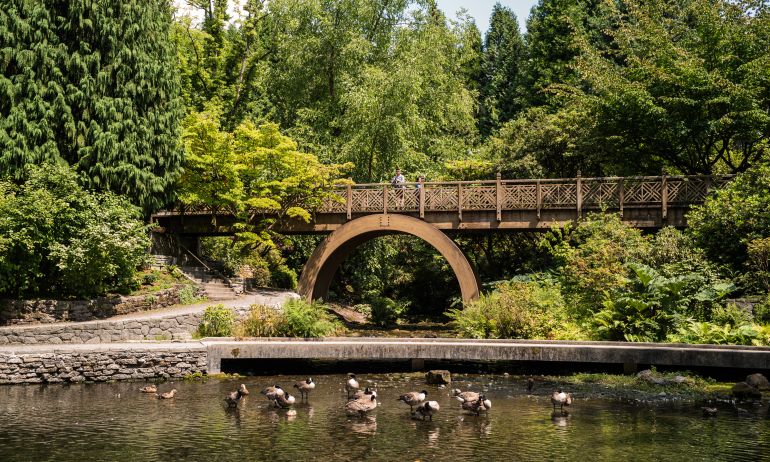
[0,374,768,462]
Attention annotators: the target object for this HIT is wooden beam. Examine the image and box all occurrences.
[495,173,502,222]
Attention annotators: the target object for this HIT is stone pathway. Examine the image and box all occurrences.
[0,289,299,345]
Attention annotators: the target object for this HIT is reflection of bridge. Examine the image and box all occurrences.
[152,175,732,304]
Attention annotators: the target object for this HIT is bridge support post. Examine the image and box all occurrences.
[495,172,502,222]
[411,358,425,371]
[661,170,668,224]
[576,170,583,219]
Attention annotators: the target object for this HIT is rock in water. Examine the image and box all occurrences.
[745,373,770,391]
[731,382,762,401]
[425,370,451,385]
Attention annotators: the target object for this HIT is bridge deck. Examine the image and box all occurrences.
[204,337,770,373]
[153,175,732,235]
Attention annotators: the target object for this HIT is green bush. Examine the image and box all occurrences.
[447,279,574,339]
[270,264,298,289]
[364,291,405,326]
[235,304,286,337]
[667,320,770,346]
[179,285,204,305]
[0,164,150,298]
[280,299,344,337]
[197,305,236,337]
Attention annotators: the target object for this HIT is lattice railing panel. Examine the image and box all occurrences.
[624,180,661,204]
[668,178,710,204]
[425,187,459,211]
[462,186,496,210]
[582,181,620,208]
[320,190,347,213]
[351,189,384,212]
[541,183,577,207]
[503,185,537,209]
[386,188,419,211]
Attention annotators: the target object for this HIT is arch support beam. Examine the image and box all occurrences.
[298,214,480,304]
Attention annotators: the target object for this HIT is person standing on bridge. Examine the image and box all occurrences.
[391,168,406,208]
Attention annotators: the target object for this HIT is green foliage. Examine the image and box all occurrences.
[235,304,286,338]
[0,0,184,212]
[0,164,149,298]
[364,291,405,326]
[542,213,650,315]
[668,321,770,346]
[280,299,344,338]
[197,305,236,337]
[688,164,770,274]
[448,279,576,339]
[178,285,204,305]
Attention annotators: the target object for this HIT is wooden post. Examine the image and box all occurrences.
[618,179,625,218]
[495,172,502,222]
[346,183,352,220]
[536,179,542,219]
[661,170,668,222]
[419,177,425,219]
[458,183,463,221]
[383,184,388,215]
[576,170,583,219]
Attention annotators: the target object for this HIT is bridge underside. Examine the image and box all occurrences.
[153,206,690,236]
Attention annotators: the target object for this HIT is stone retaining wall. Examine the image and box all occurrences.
[0,311,204,345]
[0,285,201,325]
[0,346,206,384]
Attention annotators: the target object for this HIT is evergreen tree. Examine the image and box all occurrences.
[0,0,184,212]
[479,3,525,134]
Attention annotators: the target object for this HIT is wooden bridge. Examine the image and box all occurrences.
[152,174,732,304]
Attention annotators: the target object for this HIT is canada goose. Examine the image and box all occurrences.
[156,389,177,399]
[412,401,440,421]
[351,387,377,400]
[462,395,492,416]
[294,378,316,400]
[551,389,572,412]
[274,393,296,409]
[527,377,535,394]
[345,374,360,398]
[702,407,718,417]
[238,384,249,396]
[398,390,428,411]
[345,394,377,417]
[140,385,157,394]
[452,389,480,404]
[225,389,244,408]
[261,385,284,401]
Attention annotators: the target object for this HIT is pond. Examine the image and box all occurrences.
[1,373,768,461]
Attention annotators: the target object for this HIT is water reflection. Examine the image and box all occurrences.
[0,374,768,461]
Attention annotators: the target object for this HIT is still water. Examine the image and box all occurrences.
[1,373,768,462]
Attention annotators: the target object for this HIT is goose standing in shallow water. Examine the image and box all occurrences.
[345,374,360,398]
[452,389,480,405]
[551,389,572,412]
[225,389,245,408]
[261,385,284,401]
[352,387,377,400]
[398,390,428,411]
[274,393,296,409]
[462,395,492,416]
[412,401,440,421]
[140,385,157,394]
[527,377,535,394]
[294,378,316,401]
[238,384,249,396]
[345,394,377,417]
[156,389,177,400]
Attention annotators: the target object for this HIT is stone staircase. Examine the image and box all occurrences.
[150,254,240,301]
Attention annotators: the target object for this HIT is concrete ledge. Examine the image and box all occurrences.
[203,338,770,374]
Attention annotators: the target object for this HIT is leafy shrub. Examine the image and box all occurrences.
[197,305,236,337]
[364,291,405,326]
[142,273,159,286]
[753,296,770,324]
[747,237,770,292]
[447,280,572,339]
[667,321,770,346]
[0,164,150,298]
[234,305,285,337]
[711,303,753,327]
[179,285,204,305]
[270,264,298,289]
[280,299,344,337]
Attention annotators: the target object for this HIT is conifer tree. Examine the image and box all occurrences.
[0,0,184,212]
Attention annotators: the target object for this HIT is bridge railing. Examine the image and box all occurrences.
[152,174,733,219]
[320,174,733,219]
